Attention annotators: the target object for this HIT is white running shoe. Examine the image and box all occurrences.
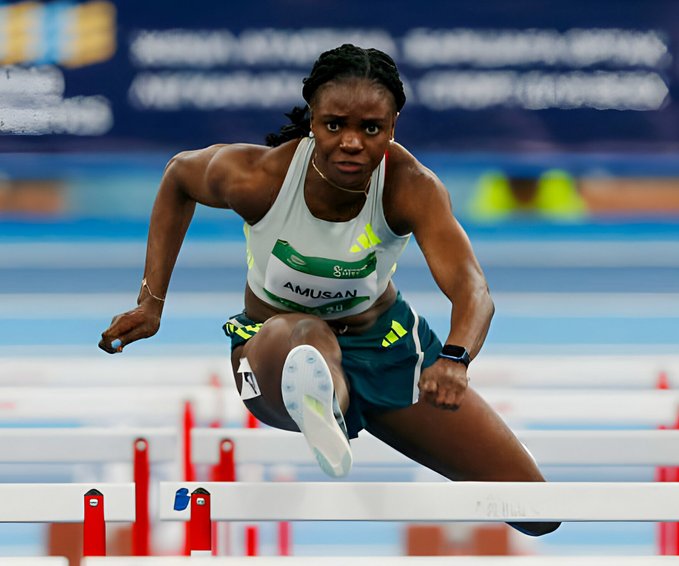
[281,344,352,478]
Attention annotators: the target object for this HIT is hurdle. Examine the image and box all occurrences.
[80,557,679,565]
[159,481,679,555]
[2,385,677,429]
[0,356,231,388]
[2,354,675,390]
[0,559,69,566]
[192,427,679,468]
[0,386,242,425]
[0,428,176,555]
[477,388,679,426]
[190,427,679,556]
[469,354,679,389]
[0,427,175,463]
[0,483,135,556]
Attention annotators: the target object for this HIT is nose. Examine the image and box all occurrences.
[339,130,363,153]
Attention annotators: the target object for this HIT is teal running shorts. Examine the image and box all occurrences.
[223,292,442,438]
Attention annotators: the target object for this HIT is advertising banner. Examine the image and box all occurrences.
[0,0,677,153]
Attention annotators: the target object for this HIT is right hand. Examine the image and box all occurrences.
[98,303,161,354]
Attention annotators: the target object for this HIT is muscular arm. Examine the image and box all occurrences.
[387,150,494,408]
[414,186,494,359]
[99,143,276,353]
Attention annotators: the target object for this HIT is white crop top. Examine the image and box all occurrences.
[244,136,411,319]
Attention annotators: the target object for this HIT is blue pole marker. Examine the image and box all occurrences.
[173,487,190,511]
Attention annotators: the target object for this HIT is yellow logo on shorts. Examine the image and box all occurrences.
[381,320,408,347]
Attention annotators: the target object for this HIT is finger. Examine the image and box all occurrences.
[98,335,123,354]
[418,376,437,393]
[436,386,466,410]
[418,389,437,406]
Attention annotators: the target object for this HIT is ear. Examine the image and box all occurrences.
[390,112,399,141]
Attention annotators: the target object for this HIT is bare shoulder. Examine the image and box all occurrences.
[169,140,300,223]
[384,142,451,235]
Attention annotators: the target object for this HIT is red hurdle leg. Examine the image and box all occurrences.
[190,488,212,556]
[133,437,150,556]
[83,489,106,556]
[183,401,196,555]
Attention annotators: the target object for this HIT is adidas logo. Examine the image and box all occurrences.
[350,223,382,253]
[382,320,408,347]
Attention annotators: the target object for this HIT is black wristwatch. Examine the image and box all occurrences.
[438,344,470,367]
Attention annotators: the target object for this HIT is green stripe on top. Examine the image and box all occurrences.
[272,240,376,279]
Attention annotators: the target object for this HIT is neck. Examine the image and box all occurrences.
[311,157,370,197]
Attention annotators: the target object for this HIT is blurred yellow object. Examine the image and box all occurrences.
[0,0,116,67]
[469,169,587,221]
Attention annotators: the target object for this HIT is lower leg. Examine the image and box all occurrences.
[231,314,353,476]
[365,390,560,536]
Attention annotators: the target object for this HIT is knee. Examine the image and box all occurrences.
[262,314,332,342]
[507,521,561,537]
[287,316,335,344]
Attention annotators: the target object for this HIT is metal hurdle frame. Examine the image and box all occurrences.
[192,427,679,468]
[0,483,135,556]
[0,428,175,556]
[158,481,679,555]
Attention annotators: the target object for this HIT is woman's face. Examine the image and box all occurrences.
[310,77,397,191]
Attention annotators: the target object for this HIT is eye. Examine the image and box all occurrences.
[326,121,340,132]
[365,124,380,136]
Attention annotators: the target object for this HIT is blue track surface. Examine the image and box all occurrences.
[1,212,678,555]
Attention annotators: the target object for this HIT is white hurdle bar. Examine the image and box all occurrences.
[159,480,679,554]
[0,428,175,556]
[3,354,676,390]
[0,483,134,523]
[160,481,679,523]
[2,387,678,427]
[193,428,679,467]
[0,559,69,566]
[0,483,135,555]
[0,356,232,388]
[0,386,242,424]
[0,427,176,463]
[80,557,679,565]
[470,354,679,389]
[478,388,679,425]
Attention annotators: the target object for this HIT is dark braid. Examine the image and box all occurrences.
[266,44,405,147]
[302,44,405,110]
[264,106,310,147]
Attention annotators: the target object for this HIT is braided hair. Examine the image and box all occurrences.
[266,44,406,147]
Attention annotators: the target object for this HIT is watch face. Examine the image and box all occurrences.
[442,345,467,358]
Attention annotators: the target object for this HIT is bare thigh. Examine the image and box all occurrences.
[230,313,350,430]
[365,387,543,482]
[365,388,560,536]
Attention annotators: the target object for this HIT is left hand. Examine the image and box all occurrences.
[418,358,469,410]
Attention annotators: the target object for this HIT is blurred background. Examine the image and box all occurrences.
[1,0,679,561]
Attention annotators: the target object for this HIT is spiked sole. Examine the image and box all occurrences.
[281,345,352,478]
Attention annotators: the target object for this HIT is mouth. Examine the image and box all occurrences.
[334,161,365,175]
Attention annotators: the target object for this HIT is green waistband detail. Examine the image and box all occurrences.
[264,288,370,317]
